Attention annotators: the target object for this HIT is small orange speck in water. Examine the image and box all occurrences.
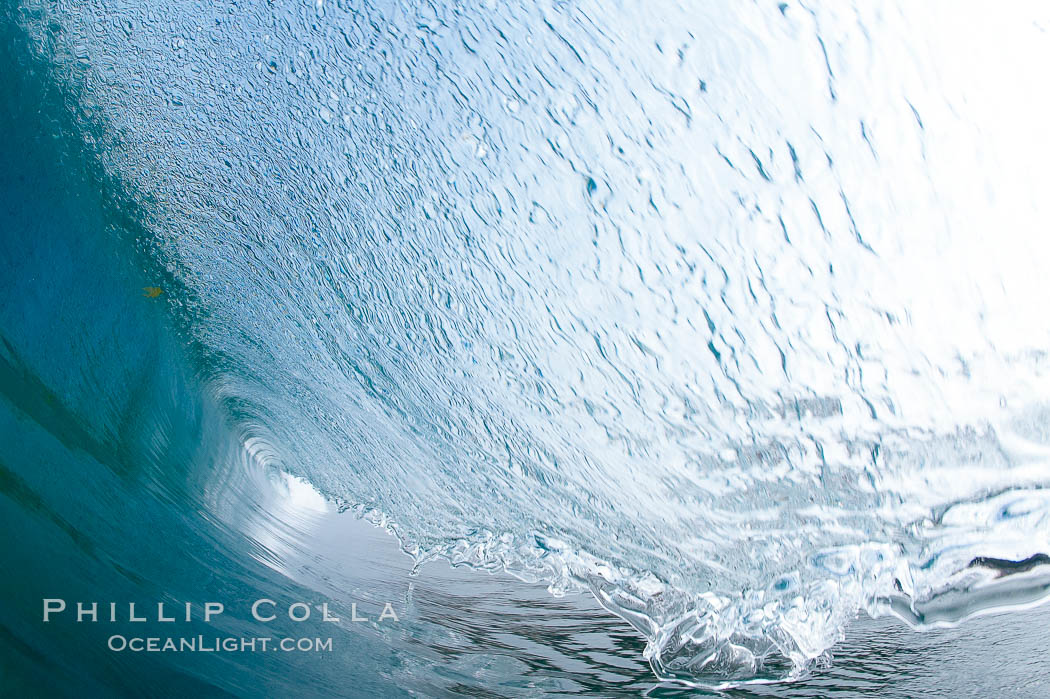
[142,286,163,298]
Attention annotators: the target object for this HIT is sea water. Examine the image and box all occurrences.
[3,0,1050,694]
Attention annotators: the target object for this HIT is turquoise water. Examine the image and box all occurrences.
[3,1,1050,694]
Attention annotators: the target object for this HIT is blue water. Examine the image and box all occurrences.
[3,0,1050,694]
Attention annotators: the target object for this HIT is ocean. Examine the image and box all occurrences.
[3,1,1050,695]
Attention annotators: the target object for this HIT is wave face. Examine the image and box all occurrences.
[8,0,1050,686]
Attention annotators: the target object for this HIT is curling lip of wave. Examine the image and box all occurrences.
[14,0,1050,685]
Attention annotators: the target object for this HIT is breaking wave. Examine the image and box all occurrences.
[7,0,1050,686]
